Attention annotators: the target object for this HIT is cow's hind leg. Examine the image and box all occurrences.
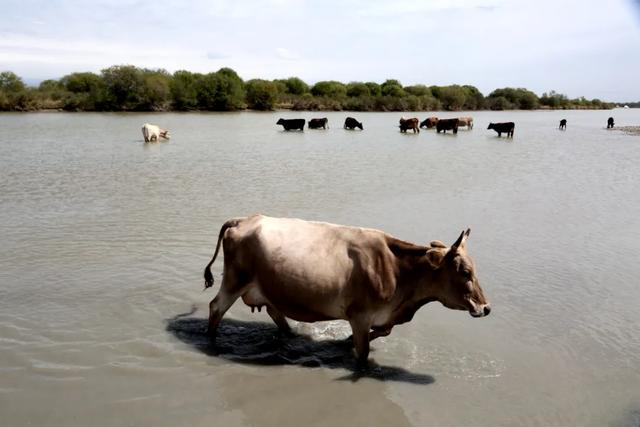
[266,306,291,334]
[207,270,249,337]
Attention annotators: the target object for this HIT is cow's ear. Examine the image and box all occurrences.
[450,228,470,252]
[425,248,446,269]
[430,240,446,248]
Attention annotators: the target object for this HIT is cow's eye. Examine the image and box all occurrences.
[462,270,472,280]
[465,280,474,292]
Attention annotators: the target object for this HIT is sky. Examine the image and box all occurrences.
[1,0,639,101]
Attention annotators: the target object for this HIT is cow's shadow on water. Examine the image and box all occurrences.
[166,308,435,385]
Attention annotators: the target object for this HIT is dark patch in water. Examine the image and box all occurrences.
[166,309,435,385]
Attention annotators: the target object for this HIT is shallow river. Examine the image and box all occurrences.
[1,110,639,426]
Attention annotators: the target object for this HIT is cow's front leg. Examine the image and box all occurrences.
[369,326,393,342]
[349,317,372,364]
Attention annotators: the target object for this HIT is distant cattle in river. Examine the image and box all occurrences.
[559,119,567,130]
[436,118,459,134]
[142,123,170,142]
[308,118,329,129]
[457,117,474,129]
[420,117,439,129]
[607,117,614,129]
[277,118,305,131]
[488,122,515,137]
[399,117,420,133]
[344,117,363,130]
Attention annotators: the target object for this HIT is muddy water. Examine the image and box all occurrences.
[1,110,639,426]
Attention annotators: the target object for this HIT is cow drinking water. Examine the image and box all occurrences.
[203,215,491,363]
[142,123,170,142]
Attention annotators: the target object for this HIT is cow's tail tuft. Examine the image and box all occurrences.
[203,218,243,290]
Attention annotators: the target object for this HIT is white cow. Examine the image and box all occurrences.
[141,123,170,142]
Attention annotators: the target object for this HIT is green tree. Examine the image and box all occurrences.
[311,80,346,98]
[346,82,371,97]
[404,84,431,97]
[139,69,171,110]
[279,77,309,95]
[170,70,200,110]
[245,79,278,110]
[365,82,381,97]
[0,71,25,92]
[381,79,405,97]
[101,65,144,110]
[438,85,467,110]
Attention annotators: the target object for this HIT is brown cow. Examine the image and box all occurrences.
[399,117,420,133]
[420,117,439,129]
[203,215,491,363]
[457,117,474,129]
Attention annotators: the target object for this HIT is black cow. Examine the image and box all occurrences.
[277,118,305,131]
[308,118,329,129]
[344,117,363,130]
[436,118,459,134]
[559,119,567,130]
[487,122,515,137]
[607,117,614,129]
[399,117,420,133]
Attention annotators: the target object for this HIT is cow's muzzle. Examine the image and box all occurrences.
[470,304,491,318]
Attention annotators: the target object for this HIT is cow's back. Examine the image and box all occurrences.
[229,215,390,321]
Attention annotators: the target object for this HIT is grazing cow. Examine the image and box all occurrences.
[203,215,491,363]
[487,122,515,137]
[420,117,439,129]
[399,117,420,133]
[277,118,306,131]
[308,118,329,129]
[607,117,615,129]
[344,117,363,130]
[141,123,170,142]
[559,119,567,130]
[436,118,459,134]
[457,117,474,129]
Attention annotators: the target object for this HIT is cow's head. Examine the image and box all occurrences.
[425,229,490,318]
[160,130,170,139]
[356,121,363,130]
[487,123,494,130]
[277,118,285,125]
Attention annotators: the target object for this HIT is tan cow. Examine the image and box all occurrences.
[457,117,474,129]
[142,123,170,142]
[203,215,491,363]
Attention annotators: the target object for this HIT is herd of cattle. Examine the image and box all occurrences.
[276,116,516,137]
[142,116,619,143]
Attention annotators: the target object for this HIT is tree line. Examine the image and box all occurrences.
[0,66,615,112]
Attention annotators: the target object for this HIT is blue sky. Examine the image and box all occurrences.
[1,0,639,101]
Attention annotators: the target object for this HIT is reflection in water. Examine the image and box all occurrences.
[165,309,435,385]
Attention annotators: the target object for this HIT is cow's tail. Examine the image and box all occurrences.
[203,218,244,289]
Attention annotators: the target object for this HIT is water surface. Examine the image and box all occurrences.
[1,110,639,426]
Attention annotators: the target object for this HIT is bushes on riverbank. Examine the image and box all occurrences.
[0,66,615,112]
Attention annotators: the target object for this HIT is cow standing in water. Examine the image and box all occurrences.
[277,118,306,131]
[142,123,170,142]
[308,118,329,129]
[488,122,515,138]
[607,117,615,129]
[559,119,567,130]
[420,117,439,129]
[203,215,491,363]
[344,117,363,130]
[399,117,420,133]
